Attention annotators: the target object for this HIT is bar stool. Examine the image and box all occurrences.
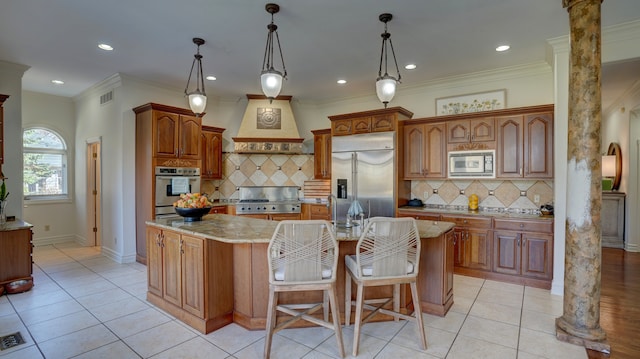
[264,220,345,359]
[344,217,427,356]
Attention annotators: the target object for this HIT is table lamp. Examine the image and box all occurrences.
[602,155,616,191]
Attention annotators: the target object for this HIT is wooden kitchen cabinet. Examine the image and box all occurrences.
[208,205,227,214]
[493,218,553,280]
[201,126,224,180]
[446,117,496,150]
[496,110,553,179]
[403,122,446,179]
[301,203,331,220]
[417,229,455,316]
[329,107,413,136]
[441,215,492,271]
[312,129,331,179]
[146,225,234,334]
[153,110,201,160]
[0,221,34,287]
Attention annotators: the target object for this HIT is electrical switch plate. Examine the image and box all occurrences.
[534,195,540,203]
[424,192,429,199]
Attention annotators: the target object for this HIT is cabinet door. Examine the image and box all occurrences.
[309,204,330,220]
[270,213,301,221]
[372,114,395,132]
[443,230,455,304]
[496,115,524,178]
[466,228,492,270]
[313,131,331,179]
[201,128,223,179]
[470,118,495,143]
[179,115,202,159]
[425,123,447,178]
[524,113,553,178]
[181,235,205,317]
[162,230,182,307]
[209,206,227,214]
[146,226,164,297]
[0,228,33,283]
[403,124,427,178]
[154,111,180,158]
[521,232,552,279]
[352,117,372,134]
[493,230,520,275]
[447,119,470,144]
[452,228,466,267]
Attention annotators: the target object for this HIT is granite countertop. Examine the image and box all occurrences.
[147,214,454,244]
[0,218,34,231]
[398,206,554,221]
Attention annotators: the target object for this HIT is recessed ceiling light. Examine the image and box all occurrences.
[51,80,64,85]
[496,45,510,52]
[405,64,417,70]
[337,79,347,84]
[98,43,113,51]
[206,75,217,81]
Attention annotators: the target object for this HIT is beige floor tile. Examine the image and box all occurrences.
[422,311,467,333]
[468,300,522,326]
[105,307,172,338]
[124,321,198,358]
[0,344,44,359]
[0,297,14,317]
[18,298,85,326]
[8,288,73,312]
[453,275,484,287]
[151,336,230,358]
[236,335,313,359]
[88,296,149,322]
[517,351,547,359]
[28,309,100,342]
[375,342,439,358]
[518,328,588,359]
[63,277,118,298]
[450,295,474,314]
[523,294,563,316]
[520,308,557,334]
[351,317,407,341]
[316,327,387,359]
[300,350,335,359]
[476,286,523,308]
[446,335,517,359]
[482,280,524,294]
[453,284,482,299]
[38,324,118,359]
[0,313,35,355]
[278,326,338,348]
[75,287,134,309]
[203,323,265,354]
[73,340,141,359]
[458,315,519,349]
[391,325,457,358]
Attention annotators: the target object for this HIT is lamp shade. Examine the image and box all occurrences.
[376,75,397,104]
[602,155,616,177]
[261,70,283,99]
[188,91,207,115]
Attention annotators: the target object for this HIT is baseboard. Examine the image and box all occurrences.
[32,234,76,247]
[100,246,137,264]
[624,242,639,252]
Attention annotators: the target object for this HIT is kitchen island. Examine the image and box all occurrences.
[145,214,454,333]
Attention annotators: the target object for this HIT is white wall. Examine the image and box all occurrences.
[22,91,77,245]
[0,60,29,220]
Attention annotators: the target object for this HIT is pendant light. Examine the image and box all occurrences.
[376,13,402,108]
[184,37,207,115]
[261,3,287,101]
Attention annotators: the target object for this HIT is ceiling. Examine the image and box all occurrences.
[1,0,640,107]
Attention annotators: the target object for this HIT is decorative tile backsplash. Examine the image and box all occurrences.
[411,179,553,211]
[202,153,554,210]
[201,153,314,200]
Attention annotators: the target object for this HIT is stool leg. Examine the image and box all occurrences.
[264,287,278,359]
[345,270,352,326]
[410,281,427,350]
[352,281,365,357]
[328,284,345,358]
[393,283,400,322]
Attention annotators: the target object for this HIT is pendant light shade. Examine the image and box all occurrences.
[184,37,207,115]
[261,3,287,101]
[376,13,402,108]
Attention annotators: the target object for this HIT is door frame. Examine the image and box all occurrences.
[86,137,102,247]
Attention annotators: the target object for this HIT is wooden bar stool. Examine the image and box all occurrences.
[344,217,427,356]
[264,220,345,359]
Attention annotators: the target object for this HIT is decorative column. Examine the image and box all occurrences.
[555,0,609,353]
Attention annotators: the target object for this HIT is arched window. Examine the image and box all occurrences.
[23,127,68,200]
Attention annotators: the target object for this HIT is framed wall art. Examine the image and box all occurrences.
[436,89,506,115]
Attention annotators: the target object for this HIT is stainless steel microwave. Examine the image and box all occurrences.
[448,150,495,178]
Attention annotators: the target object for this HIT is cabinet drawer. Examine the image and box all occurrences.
[310,205,329,215]
[209,206,227,214]
[441,215,492,229]
[493,218,553,233]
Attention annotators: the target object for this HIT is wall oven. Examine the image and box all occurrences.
[448,150,495,178]
[155,166,201,219]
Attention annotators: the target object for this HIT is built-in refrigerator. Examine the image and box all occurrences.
[331,131,397,225]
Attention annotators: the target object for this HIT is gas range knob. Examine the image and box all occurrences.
[263,206,267,210]
[272,206,276,210]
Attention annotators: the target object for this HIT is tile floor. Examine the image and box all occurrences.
[0,243,588,359]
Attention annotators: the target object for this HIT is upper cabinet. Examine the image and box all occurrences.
[446,117,496,150]
[312,128,331,179]
[329,107,413,136]
[497,109,553,179]
[201,126,225,180]
[403,122,446,179]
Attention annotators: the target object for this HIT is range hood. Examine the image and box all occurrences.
[232,94,304,154]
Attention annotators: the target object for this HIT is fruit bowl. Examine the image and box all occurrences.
[175,207,211,221]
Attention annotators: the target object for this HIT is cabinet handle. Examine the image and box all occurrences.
[520,223,524,228]
[520,167,523,176]
[517,237,521,247]
[180,239,184,254]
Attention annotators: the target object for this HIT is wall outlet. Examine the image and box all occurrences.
[44,225,50,231]
[423,192,429,199]
[534,195,540,204]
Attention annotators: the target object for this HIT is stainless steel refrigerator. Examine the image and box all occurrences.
[331,131,396,225]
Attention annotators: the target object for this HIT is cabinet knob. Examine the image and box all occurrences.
[520,223,524,228]
[463,219,468,224]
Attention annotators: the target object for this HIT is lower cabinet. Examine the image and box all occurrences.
[209,205,227,214]
[417,229,454,316]
[146,225,234,334]
[441,215,492,271]
[0,224,34,286]
[236,213,301,221]
[301,203,331,220]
